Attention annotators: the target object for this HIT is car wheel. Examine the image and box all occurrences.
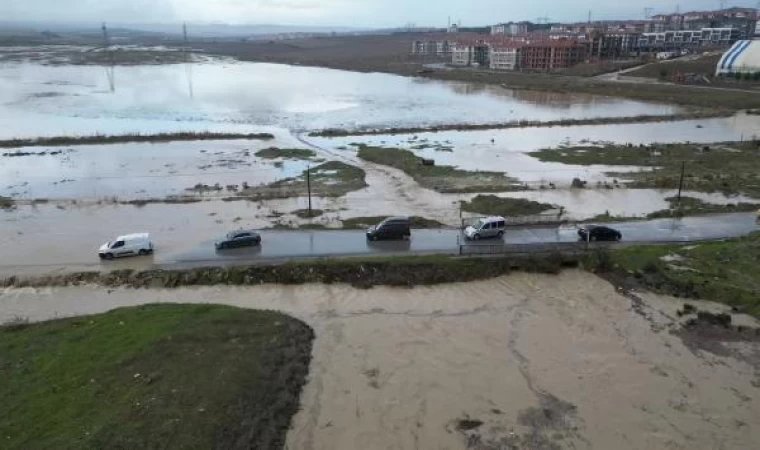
[497,230,504,238]
[138,249,148,256]
[616,234,622,241]
[590,236,597,242]
[473,233,480,241]
[217,243,226,250]
[104,253,114,260]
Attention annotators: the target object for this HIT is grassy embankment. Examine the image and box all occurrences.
[419,69,760,110]
[460,195,556,217]
[586,232,760,317]
[311,112,726,137]
[0,304,313,450]
[1,254,577,290]
[340,216,447,229]
[531,141,760,218]
[356,145,522,193]
[236,161,368,199]
[0,132,275,148]
[255,147,318,160]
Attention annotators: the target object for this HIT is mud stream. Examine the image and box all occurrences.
[2,271,758,449]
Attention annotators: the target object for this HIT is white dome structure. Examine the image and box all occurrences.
[716,40,760,76]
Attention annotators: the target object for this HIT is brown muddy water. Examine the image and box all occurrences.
[1,271,758,449]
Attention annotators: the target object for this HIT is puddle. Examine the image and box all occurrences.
[0,60,679,139]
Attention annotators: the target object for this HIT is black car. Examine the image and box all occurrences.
[215,230,261,250]
[366,216,411,241]
[578,225,622,242]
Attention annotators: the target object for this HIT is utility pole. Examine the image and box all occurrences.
[183,22,194,99]
[306,164,312,217]
[101,22,115,92]
[677,161,685,205]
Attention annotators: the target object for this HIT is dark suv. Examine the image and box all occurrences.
[578,225,622,242]
[366,217,411,241]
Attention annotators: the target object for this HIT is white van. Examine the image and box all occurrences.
[464,216,506,240]
[98,233,154,259]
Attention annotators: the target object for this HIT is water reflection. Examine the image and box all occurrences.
[0,60,679,139]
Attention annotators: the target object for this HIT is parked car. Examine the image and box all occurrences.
[464,216,506,240]
[215,230,262,250]
[99,233,153,259]
[366,216,411,241]
[578,225,622,242]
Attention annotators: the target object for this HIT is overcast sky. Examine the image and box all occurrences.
[4,0,759,28]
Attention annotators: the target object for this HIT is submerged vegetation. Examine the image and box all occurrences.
[0,132,275,148]
[311,112,727,137]
[0,196,14,209]
[239,161,367,199]
[0,304,313,450]
[530,141,760,198]
[356,145,522,193]
[255,147,318,160]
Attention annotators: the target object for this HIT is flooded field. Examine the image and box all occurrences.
[0,58,681,139]
[0,138,312,199]
[314,113,760,185]
[2,272,758,449]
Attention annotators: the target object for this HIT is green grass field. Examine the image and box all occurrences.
[461,195,555,217]
[596,233,760,316]
[530,141,760,199]
[0,304,313,450]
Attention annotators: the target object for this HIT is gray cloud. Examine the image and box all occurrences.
[2,0,756,27]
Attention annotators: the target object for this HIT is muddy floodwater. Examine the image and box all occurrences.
[0,59,681,139]
[2,271,758,449]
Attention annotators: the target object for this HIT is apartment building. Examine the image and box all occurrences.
[411,40,454,57]
[489,44,522,70]
[521,40,586,70]
[491,21,531,36]
[639,27,740,51]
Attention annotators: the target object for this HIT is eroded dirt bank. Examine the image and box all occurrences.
[1,271,758,449]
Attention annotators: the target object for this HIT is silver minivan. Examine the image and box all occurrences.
[464,216,506,240]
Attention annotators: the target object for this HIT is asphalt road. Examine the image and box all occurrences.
[165,212,760,266]
[2,213,757,276]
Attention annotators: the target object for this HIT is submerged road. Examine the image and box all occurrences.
[1,213,757,276]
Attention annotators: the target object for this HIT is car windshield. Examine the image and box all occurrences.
[472,219,485,229]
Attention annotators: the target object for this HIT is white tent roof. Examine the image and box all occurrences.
[716,40,760,74]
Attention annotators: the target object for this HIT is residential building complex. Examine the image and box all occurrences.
[411,7,757,70]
